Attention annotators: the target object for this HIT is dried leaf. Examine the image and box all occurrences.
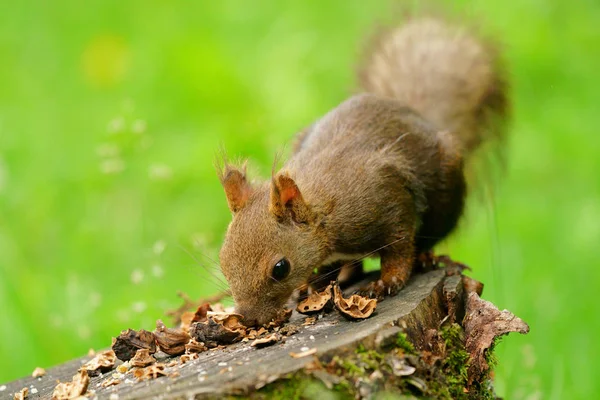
[333,284,377,319]
[251,333,281,348]
[296,284,334,314]
[130,348,156,368]
[154,319,190,356]
[81,350,116,376]
[463,292,529,384]
[52,369,90,400]
[31,367,46,378]
[112,329,157,361]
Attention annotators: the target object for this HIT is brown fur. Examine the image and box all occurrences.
[218,16,508,326]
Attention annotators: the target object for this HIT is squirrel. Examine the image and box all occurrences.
[217,16,508,326]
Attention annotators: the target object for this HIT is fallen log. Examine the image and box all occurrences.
[1,269,528,399]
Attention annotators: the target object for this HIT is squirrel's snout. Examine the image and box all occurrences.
[236,305,277,328]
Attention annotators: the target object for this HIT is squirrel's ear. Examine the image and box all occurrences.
[219,163,252,213]
[270,172,313,223]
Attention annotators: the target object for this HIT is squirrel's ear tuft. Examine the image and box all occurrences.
[219,162,252,213]
[270,172,313,223]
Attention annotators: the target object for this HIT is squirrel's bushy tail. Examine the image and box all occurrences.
[358,16,508,157]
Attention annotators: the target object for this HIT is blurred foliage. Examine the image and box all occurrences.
[0,0,598,398]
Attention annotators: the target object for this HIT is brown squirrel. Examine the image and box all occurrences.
[217,16,508,326]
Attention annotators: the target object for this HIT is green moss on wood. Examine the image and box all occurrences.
[440,323,471,399]
[244,324,498,399]
[395,332,416,355]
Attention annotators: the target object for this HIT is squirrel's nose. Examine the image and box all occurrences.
[235,306,259,327]
[235,305,272,327]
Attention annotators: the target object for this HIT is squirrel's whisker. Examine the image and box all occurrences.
[178,245,230,290]
[194,251,222,270]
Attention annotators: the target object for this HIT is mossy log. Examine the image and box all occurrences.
[2,269,528,399]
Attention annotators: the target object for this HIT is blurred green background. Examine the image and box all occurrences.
[0,0,598,398]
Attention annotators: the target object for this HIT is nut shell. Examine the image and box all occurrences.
[296,283,334,314]
[190,318,242,347]
[112,329,157,361]
[154,319,191,356]
[333,284,377,320]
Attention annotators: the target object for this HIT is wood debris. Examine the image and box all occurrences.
[31,367,46,378]
[462,275,484,296]
[289,348,317,358]
[463,292,530,384]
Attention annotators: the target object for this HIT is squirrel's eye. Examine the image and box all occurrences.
[272,258,291,281]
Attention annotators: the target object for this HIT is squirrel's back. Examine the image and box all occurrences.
[358,17,508,157]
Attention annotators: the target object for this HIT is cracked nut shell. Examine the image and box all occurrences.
[333,284,377,320]
[112,329,157,361]
[296,283,334,314]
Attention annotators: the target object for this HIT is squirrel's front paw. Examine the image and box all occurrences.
[357,278,403,300]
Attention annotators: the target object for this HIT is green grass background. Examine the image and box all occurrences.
[1,0,598,398]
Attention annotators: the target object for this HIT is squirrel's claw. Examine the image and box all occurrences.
[356,279,403,300]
